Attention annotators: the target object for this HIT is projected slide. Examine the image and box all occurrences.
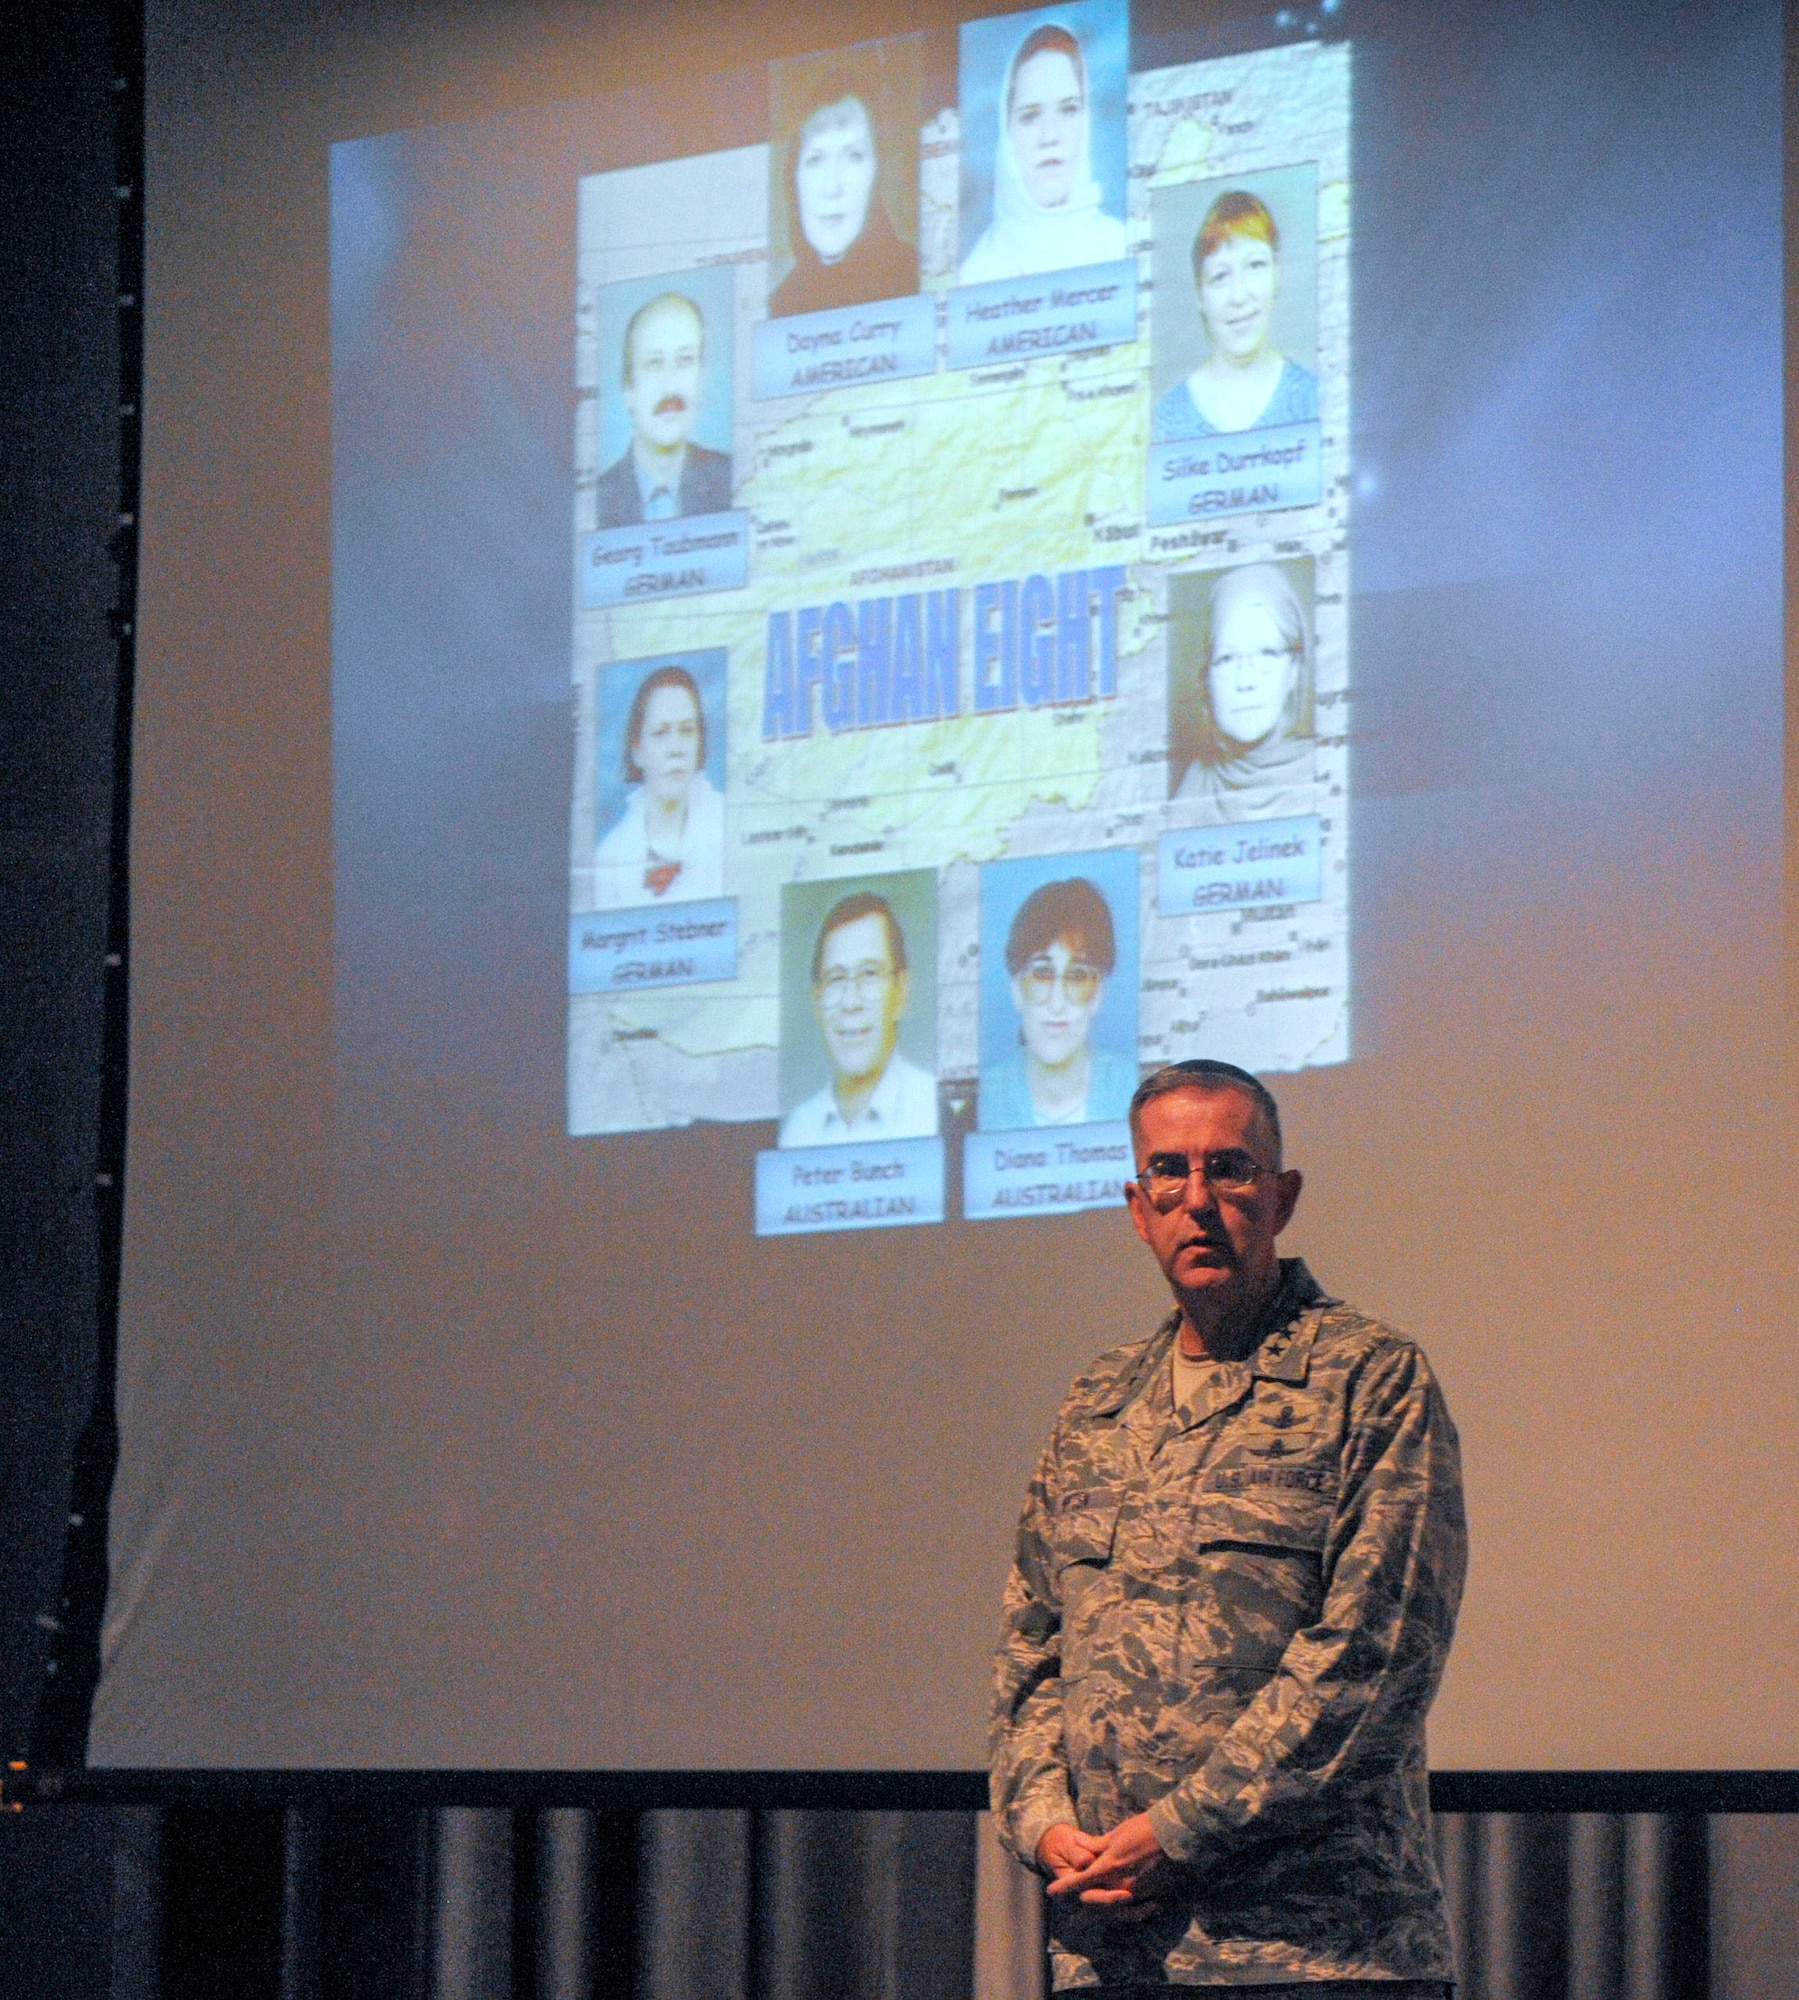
[567,10,1350,1233]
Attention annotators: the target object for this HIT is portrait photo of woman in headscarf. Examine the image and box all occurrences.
[767,40,921,321]
[590,657,727,909]
[1151,170,1319,442]
[1168,560,1317,821]
[956,2,1128,287]
[978,853,1139,1133]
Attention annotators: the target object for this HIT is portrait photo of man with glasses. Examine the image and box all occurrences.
[991,1056,1467,1996]
[777,876,939,1148]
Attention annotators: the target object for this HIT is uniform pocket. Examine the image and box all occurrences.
[1052,1487,1123,1572]
[1187,1474,1332,1557]
[1174,1484,1332,1674]
[1051,1487,1125,1685]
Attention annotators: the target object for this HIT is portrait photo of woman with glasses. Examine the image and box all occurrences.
[1167,558,1316,821]
[979,860,1139,1134]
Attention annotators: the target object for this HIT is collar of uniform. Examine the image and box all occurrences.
[1165,1348,1252,1431]
[1250,1258,1336,1383]
[1075,1313,1182,1420]
[1067,1262,1337,1419]
[1158,1266,1328,1431]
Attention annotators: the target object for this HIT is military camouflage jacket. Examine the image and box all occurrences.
[990,1260,1466,1989]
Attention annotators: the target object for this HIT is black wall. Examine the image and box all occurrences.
[0,0,119,1766]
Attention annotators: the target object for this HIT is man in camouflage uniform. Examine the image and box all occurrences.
[991,1059,1466,1995]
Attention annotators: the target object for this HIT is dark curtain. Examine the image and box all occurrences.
[0,1805,1749,2000]
[639,1809,976,2000]
[0,0,122,1763]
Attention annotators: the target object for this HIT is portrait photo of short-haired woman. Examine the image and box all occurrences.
[591,656,727,908]
[1151,167,1319,442]
[978,850,1139,1133]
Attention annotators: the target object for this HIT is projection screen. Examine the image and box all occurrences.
[95,0,1794,1772]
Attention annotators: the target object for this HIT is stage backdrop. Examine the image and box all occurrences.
[95,0,1794,1771]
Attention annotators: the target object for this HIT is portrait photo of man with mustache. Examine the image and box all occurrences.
[592,290,733,529]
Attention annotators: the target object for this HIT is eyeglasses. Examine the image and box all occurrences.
[817,963,893,1009]
[1021,957,1102,1007]
[1136,1148,1272,1210]
[1211,645,1293,676]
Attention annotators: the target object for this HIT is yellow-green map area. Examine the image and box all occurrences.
[607,353,1149,1016]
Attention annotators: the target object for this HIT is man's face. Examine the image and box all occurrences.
[625,298,703,454]
[813,910,906,1085]
[1125,1085,1301,1320]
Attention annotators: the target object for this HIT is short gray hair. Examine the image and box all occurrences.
[1128,1059,1283,1168]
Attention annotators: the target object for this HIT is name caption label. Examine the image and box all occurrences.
[1157,816,1323,914]
[569,898,738,994]
[963,1123,1132,1221]
[947,261,1137,371]
[755,1137,946,1236]
[753,294,936,400]
[1147,420,1322,525]
[579,510,748,608]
